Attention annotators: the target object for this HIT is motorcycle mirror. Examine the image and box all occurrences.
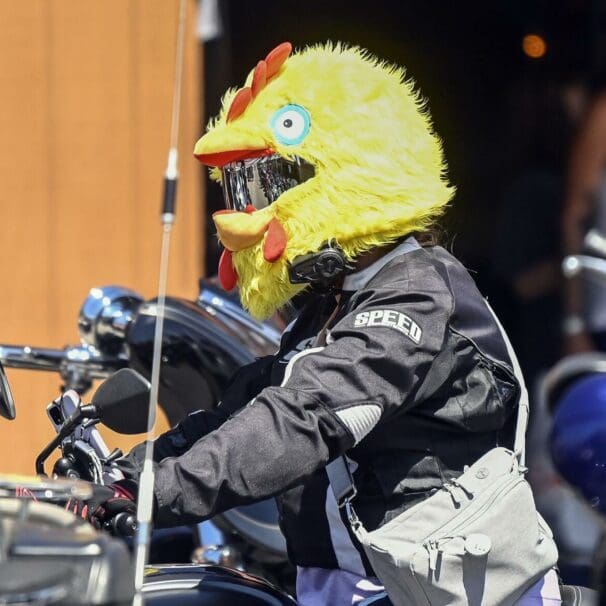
[92,368,153,434]
[0,360,15,420]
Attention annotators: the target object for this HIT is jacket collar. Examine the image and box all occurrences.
[342,237,420,292]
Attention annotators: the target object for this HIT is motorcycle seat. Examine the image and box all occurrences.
[560,585,599,606]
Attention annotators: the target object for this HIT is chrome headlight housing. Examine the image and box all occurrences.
[78,286,144,356]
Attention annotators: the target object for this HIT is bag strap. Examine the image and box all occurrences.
[314,297,360,509]
[484,302,529,466]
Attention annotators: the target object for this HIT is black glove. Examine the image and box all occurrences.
[65,479,137,532]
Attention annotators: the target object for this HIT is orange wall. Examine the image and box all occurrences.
[0,1,205,473]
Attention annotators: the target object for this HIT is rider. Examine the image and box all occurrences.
[92,43,560,605]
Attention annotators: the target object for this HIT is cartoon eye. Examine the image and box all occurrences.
[270,104,311,146]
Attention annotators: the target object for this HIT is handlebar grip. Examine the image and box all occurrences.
[111,512,138,537]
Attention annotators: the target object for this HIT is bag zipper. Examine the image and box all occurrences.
[421,473,524,569]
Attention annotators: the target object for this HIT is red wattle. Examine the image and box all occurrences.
[263,219,287,262]
[218,249,238,291]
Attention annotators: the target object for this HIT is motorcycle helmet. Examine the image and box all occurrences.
[550,373,606,515]
[194,42,454,319]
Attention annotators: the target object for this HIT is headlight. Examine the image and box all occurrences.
[78,286,143,356]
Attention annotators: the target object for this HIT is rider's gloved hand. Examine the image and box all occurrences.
[65,479,137,530]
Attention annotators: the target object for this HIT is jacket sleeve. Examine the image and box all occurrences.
[117,355,275,479]
[152,267,453,527]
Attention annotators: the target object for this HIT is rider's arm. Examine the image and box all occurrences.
[151,266,452,527]
[117,354,275,478]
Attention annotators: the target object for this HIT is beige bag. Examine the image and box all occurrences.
[326,305,558,606]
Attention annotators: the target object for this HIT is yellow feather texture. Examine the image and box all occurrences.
[195,42,454,319]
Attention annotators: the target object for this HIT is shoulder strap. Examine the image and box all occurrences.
[484,302,529,466]
[326,456,357,508]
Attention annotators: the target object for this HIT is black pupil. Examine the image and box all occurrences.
[283,118,293,128]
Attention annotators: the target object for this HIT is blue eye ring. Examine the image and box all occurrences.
[270,104,311,146]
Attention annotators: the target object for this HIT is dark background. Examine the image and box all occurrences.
[199,4,606,585]
[202,0,599,336]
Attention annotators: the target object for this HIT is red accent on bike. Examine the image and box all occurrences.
[113,484,135,501]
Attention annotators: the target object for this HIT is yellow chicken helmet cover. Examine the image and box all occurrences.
[195,41,454,319]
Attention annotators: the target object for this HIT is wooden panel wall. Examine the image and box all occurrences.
[0,1,205,473]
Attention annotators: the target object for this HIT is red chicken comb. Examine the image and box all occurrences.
[265,42,292,79]
[226,42,293,123]
[251,60,267,98]
[226,87,252,123]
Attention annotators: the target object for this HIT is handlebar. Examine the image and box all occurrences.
[0,344,127,392]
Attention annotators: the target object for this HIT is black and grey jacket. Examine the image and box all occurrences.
[120,238,521,575]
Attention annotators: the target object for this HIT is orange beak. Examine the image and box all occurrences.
[195,148,273,168]
[212,210,288,291]
[213,210,273,252]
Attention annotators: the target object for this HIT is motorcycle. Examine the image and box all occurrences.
[0,363,296,605]
[0,310,599,605]
[0,279,291,583]
[536,228,606,599]
[0,279,282,421]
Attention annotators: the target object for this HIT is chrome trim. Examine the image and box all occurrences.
[12,543,102,557]
[78,285,143,355]
[198,285,281,347]
[584,228,606,258]
[0,583,68,605]
[142,579,201,592]
[0,344,126,375]
[0,344,128,392]
[563,254,606,282]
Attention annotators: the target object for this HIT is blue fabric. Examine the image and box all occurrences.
[358,592,392,605]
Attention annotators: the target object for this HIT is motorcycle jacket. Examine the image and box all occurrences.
[119,238,521,576]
